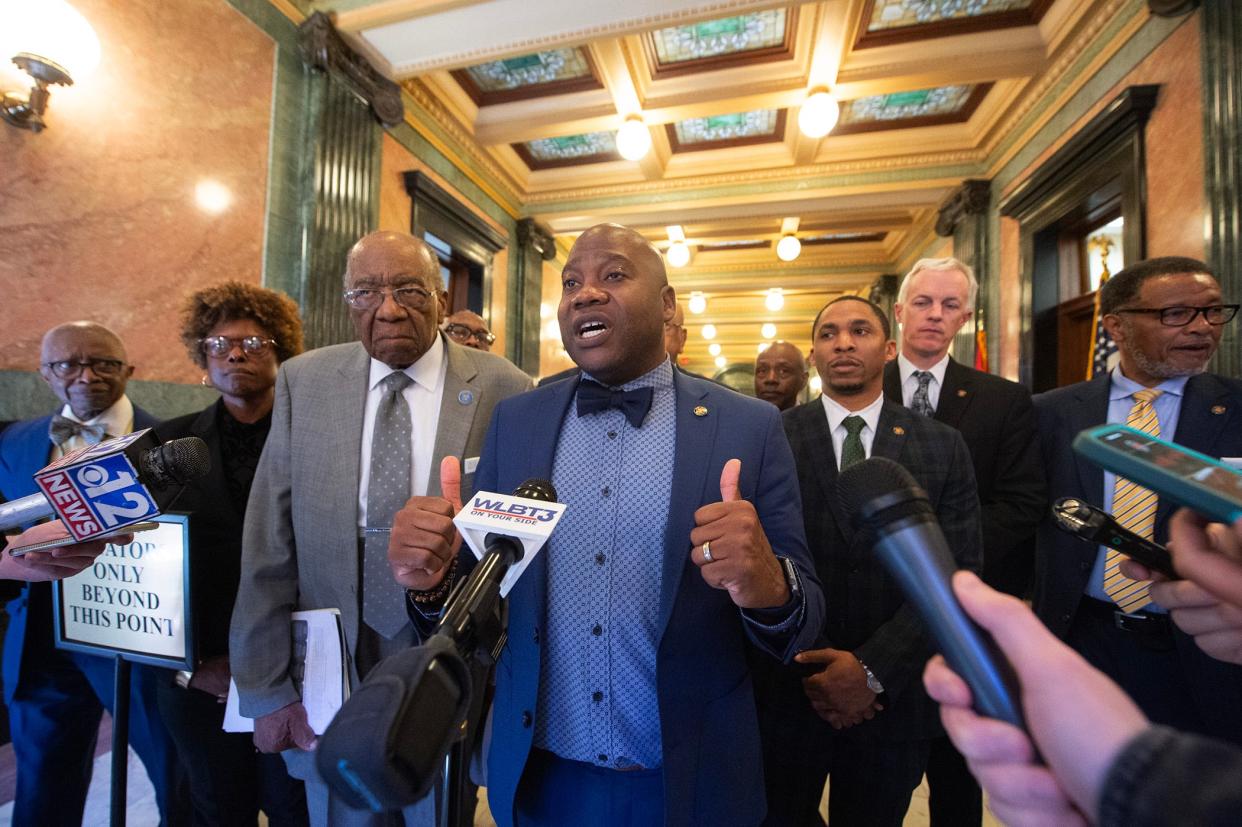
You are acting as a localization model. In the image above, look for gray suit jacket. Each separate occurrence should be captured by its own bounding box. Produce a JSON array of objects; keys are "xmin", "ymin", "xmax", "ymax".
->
[{"xmin": 230, "ymin": 336, "xmax": 532, "ymax": 718}]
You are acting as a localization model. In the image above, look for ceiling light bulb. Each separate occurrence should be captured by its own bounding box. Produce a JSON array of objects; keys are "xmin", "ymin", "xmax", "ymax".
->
[
  {"xmin": 761, "ymin": 323, "xmax": 777, "ymax": 339},
  {"xmin": 701, "ymin": 324, "xmax": 717, "ymax": 340},
  {"xmin": 688, "ymin": 292, "xmax": 707, "ymax": 314},
  {"xmin": 3, "ymin": 0, "xmax": 102, "ymax": 81},
  {"xmin": 708, "ymin": 342, "xmax": 721, "ymax": 357},
  {"xmin": 776, "ymin": 235, "xmax": 801, "ymax": 262},
  {"xmin": 666, "ymin": 240, "xmax": 690, "ymax": 268},
  {"xmin": 798, "ymin": 90, "xmax": 840, "ymax": 139},
  {"xmin": 765, "ymin": 287, "xmax": 786, "ymax": 311},
  {"xmin": 195, "ymin": 179, "xmax": 232, "ymax": 214},
  {"xmin": 616, "ymin": 116, "xmax": 652, "ymax": 161},
  {"xmin": 714, "ymin": 355, "xmax": 727, "ymax": 369}
]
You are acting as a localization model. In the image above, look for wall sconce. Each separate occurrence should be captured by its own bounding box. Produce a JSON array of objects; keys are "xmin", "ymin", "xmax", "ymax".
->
[{"xmin": 1, "ymin": 0, "xmax": 101, "ymax": 133}]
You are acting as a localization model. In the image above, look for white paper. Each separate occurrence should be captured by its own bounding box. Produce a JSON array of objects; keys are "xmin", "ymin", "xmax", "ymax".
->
[{"xmin": 223, "ymin": 608, "xmax": 347, "ymax": 735}]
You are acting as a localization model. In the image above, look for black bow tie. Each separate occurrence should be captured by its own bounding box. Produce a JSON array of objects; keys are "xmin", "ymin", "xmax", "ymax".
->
[
  {"xmin": 576, "ymin": 380, "xmax": 654, "ymax": 428},
  {"xmin": 49, "ymin": 414, "xmax": 107, "ymax": 447}
]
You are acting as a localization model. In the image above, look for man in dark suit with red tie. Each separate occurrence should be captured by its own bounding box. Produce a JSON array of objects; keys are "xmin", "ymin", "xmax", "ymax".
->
[
  {"xmin": 1033, "ymin": 256, "xmax": 1242, "ymax": 747},
  {"xmin": 757, "ymin": 296, "xmax": 982, "ymax": 826},
  {"xmin": 882, "ymin": 257, "xmax": 1045, "ymax": 825}
]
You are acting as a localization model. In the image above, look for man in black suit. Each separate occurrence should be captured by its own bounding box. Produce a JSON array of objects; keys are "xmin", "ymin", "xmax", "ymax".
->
[
  {"xmin": 756, "ymin": 296, "xmax": 982, "ymax": 826},
  {"xmin": 883, "ymin": 257, "xmax": 1045, "ymax": 825},
  {"xmin": 1034, "ymin": 256, "xmax": 1242, "ymax": 747}
]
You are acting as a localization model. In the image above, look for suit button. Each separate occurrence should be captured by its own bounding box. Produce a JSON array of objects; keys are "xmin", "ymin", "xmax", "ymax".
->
[
  {"xmin": 522, "ymin": 711, "xmax": 532, "ymax": 728},
  {"xmin": 1061, "ymin": 613, "xmax": 1071, "ymax": 623}
]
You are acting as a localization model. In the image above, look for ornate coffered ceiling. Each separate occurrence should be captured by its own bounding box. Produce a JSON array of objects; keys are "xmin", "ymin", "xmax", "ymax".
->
[{"xmin": 286, "ymin": 0, "xmax": 1133, "ymax": 375}]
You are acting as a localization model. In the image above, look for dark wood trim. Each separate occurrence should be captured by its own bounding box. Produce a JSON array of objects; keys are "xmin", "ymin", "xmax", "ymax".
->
[
  {"xmin": 298, "ymin": 11, "xmax": 403, "ymax": 127},
  {"xmin": 512, "ymin": 140, "xmax": 621, "ymax": 170},
  {"xmin": 854, "ymin": 0, "xmax": 1052, "ymax": 50},
  {"xmin": 403, "ymin": 171, "xmax": 507, "ymax": 261},
  {"xmin": 665, "ymin": 109, "xmax": 787, "ymax": 153},
  {"xmin": 833, "ymin": 83, "xmax": 992, "ymax": 136},
  {"xmin": 642, "ymin": 9, "xmax": 797, "ymax": 80},
  {"xmin": 695, "ymin": 240, "xmax": 770, "ymax": 252},
  {"xmin": 450, "ymin": 49, "xmax": 604, "ymax": 107}
]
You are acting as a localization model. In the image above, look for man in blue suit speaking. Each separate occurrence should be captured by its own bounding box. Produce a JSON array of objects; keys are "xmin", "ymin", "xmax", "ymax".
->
[{"xmin": 388, "ymin": 223, "xmax": 825, "ymax": 826}]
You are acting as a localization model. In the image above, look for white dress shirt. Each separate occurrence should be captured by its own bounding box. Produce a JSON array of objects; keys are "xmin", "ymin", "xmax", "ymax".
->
[
  {"xmin": 897, "ymin": 352, "xmax": 949, "ymax": 413},
  {"xmin": 51, "ymin": 395, "xmax": 136, "ymax": 459},
  {"xmin": 819, "ymin": 392, "xmax": 885, "ymax": 470},
  {"xmin": 357, "ymin": 335, "xmax": 447, "ymax": 529}
]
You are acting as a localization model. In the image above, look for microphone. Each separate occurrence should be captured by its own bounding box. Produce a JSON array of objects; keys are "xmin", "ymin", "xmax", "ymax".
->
[
  {"xmin": 0, "ymin": 431, "xmax": 211, "ymax": 536},
  {"xmin": 838, "ymin": 457, "xmax": 1025, "ymax": 730},
  {"xmin": 1051, "ymin": 497, "xmax": 1176, "ymax": 579},
  {"xmin": 435, "ymin": 477, "xmax": 558, "ymax": 654},
  {"xmin": 317, "ymin": 478, "xmax": 559, "ymax": 812}
]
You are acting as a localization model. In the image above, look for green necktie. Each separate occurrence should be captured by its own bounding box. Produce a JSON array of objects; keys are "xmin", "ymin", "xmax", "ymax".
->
[{"xmin": 840, "ymin": 415, "xmax": 867, "ymax": 470}]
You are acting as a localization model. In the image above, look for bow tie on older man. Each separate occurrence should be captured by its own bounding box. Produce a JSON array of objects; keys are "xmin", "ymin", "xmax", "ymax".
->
[
  {"xmin": 48, "ymin": 414, "xmax": 108, "ymax": 447},
  {"xmin": 575, "ymin": 379, "xmax": 654, "ymax": 429}
]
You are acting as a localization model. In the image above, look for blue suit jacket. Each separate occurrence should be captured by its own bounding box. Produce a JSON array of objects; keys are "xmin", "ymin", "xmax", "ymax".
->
[
  {"xmin": 466, "ymin": 370, "xmax": 824, "ymax": 827},
  {"xmin": 0, "ymin": 405, "xmax": 159, "ymax": 702}
]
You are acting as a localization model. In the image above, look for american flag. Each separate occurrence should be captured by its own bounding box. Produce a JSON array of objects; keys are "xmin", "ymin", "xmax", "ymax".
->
[{"xmin": 1087, "ymin": 273, "xmax": 1118, "ymax": 378}]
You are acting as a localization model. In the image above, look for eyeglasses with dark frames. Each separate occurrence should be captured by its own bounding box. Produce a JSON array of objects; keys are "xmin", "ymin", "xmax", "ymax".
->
[
  {"xmin": 1113, "ymin": 304, "xmax": 1239, "ymax": 327},
  {"xmin": 444, "ymin": 322, "xmax": 496, "ymax": 346},
  {"xmin": 342, "ymin": 285, "xmax": 434, "ymax": 311},
  {"xmin": 42, "ymin": 358, "xmax": 127, "ymax": 379},
  {"xmin": 200, "ymin": 336, "xmax": 278, "ymax": 358}
]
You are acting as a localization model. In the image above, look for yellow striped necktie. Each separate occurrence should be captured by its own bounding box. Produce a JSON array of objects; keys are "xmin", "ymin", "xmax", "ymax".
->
[{"xmin": 1104, "ymin": 388, "xmax": 1163, "ymax": 612}]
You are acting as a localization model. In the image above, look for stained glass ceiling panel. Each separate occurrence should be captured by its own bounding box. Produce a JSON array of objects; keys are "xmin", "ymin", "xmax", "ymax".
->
[
  {"xmin": 523, "ymin": 131, "xmax": 617, "ymax": 162},
  {"xmin": 840, "ymin": 85, "xmax": 975, "ymax": 125},
  {"xmin": 651, "ymin": 11, "xmax": 787, "ymax": 64},
  {"xmin": 673, "ymin": 110, "xmax": 779, "ymax": 145},
  {"xmin": 867, "ymin": 0, "xmax": 1035, "ymax": 31},
  {"xmin": 463, "ymin": 48, "xmax": 592, "ymax": 92}
]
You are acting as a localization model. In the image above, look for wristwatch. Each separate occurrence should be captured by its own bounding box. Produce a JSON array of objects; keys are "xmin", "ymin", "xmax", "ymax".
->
[
  {"xmin": 776, "ymin": 556, "xmax": 802, "ymax": 603},
  {"xmin": 174, "ymin": 669, "xmax": 194, "ymax": 690},
  {"xmin": 855, "ymin": 657, "xmax": 884, "ymax": 694}
]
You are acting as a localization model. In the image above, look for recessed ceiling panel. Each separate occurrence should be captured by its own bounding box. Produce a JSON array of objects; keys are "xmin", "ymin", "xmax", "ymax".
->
[
  {"xmin": 646, "ymin": 10, "xmax": 792, "ymax": 75},
  {"xmin": 452, "ymin": 47, "xmax": 601, "ymax": 105},
  {"xmin": 833, "ymin": 84, "xmax": 990, "ymax": 134},
  {"xmin": 669, "ymin": 109, "xmax": 785, "ymax": 152},
  {"xmin": 515, "ymin": 131, "xmax": 620, "ymax": 170},
  {"xmin": 867, "ymin": 0, "xmax": 1035, "ymax": 31},
  {"xmin": 802, "ymin": 231, "xmax": 887, "ymax": 245}
]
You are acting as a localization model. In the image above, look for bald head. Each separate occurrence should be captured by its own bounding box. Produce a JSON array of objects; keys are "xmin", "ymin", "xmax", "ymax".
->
[
  {"xmin": 40, "ymin": 321, "xmax": 134, "ymax": 420},
  {"xmin": 559, "ymin": 222, "xmax": 676, "ymax": 386},
  {"xmin": 754, "ymin": 340, "xmax": 808, "ymax": 411},
  {"xmin": 344, "ymin": 231, "xmax": 439, "ymax": 286}
]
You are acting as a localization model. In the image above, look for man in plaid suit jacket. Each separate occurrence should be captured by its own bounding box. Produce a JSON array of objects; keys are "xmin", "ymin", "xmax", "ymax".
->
[{"xmin": 754, "ymin": 296, "xmax": 983, "ymax": 827}]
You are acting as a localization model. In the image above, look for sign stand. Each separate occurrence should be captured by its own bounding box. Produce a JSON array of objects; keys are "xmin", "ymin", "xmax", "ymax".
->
[{"xmin": 51, "ymin": 514, "xmax": 193, "ymax": 827}]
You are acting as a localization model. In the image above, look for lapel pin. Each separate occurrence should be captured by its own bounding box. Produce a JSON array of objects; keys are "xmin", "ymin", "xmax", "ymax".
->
[
  {"xmin": 1212, "ymin": 404, "xmax": 1226, "ymax": 415},
  {"xmin": 892, "ymin": 426, "xmax": 905, "ymax": 435},
  {"xmin": 458, "ymin": 390, "xmax": 474, "ymax": 405},
  {"xmin": 957, "ymin": 389, "xmax": 967, "ymax": 397},
  {"xmin": 693, "ymin": 405, "xmax": 708, "ymax": 417}
]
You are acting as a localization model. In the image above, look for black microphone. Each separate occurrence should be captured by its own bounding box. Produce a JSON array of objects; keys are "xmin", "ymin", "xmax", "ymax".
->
[
  {"xmin": 317, "ymin": 478, "xmax": 559, "ymax": 812},
  {"xmin": 1051, "ymin": 497, "xmax": 1176, "ymax": 578},
  {"xmin": 838, "ymin": 457, "xmax": 1025, "ymax": 730},
  {"xmin": 0, "ymin": 433, "xmax": 211, "ymax": 533}
]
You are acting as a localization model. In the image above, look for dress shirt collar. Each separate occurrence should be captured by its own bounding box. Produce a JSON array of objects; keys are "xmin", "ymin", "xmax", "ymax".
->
[
  {"xmin": 1108, "ymin": 368, "xmax": 1188, "ymax": 402},
  {"xmin": 581, "ymin": 356, "xmax": 674, "ymax": 392},
  {"xmin": 367, "ymin": 333, "xmax": 446, "ymax": 393},
  {"xmin": 819, "ymin": 390, "xmax": 884, "ymax": 435},
  {"xmin": 897, "ymin": 352, "xmax": 949, "ymax": 387},
  {"xmin": 58, "ymin": 395, "xmax": 134, "ymax": 438}
]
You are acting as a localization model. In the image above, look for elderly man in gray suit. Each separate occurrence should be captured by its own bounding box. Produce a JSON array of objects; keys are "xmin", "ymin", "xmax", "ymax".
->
[{"xmin": 230, "ymin": 231, "xmax": 533, "ymax": 826}]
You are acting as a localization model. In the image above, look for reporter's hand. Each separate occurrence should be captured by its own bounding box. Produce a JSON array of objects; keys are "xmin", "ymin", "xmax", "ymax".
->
[
  {"xmin": 1150, "ymin": 578, "xmax": 1242, "ymax": 665},
  {"xmin": 922, "ymin": 571, "xmax": 1148, "ymax": 823},
  {"xmin": 690, "ymin": 459, "xmax": 788, "ymax": 609},
  {"xmin": 388, "ymin": 456, "xmax": 463, "ymax": 591},
  {"xmin": 0, "ymin": 521, "xmax": 128, "ymax": 582},
  {"xmin": 1166, "ymin": 508, "xmax": 1242, "ymax": 607},
  {"xmin": 253, "ymin": 701, "xmax": 317, "ymax": 753}
]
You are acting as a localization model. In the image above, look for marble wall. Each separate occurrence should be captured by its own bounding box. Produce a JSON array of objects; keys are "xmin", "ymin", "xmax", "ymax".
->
[{"xmin": 0, "ymin": 0, "xmax": 275, "ymax": 387}]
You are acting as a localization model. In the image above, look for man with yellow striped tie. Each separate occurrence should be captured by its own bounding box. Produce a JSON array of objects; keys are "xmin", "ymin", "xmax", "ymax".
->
[{"xmin": 1032, "ymin": 256, "xmax": 1242, "ymax": 747}]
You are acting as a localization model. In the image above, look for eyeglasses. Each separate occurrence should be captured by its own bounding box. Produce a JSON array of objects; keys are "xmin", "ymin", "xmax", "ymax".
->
[
  {"xmin": 42, "ymin": 358, "xmax": 127, "ymax": 379},
  {"xmin": 1113, "ymin": 304, "xmax": 1239, "ymax": 327},
  {"xmin": 443, "ymin": 322, "xmax": 496, "ymax": 346},
  {"xmin": 342, "ymin": 285, "xmax": 434, "ymax": 311},
  {"xmin": 200, "ymin": 336, "xmax": 278, "ymax": 358}
]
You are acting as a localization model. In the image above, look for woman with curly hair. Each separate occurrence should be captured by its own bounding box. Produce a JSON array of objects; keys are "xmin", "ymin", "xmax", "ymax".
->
[{"xmin": 154, "ymin": 280, "xmax": 309, "ymax": 825}]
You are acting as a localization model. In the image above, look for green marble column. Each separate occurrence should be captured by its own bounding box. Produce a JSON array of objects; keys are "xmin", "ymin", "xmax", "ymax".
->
[
  {"xmin": 1201, "ymin": 2, "xmax": 1241, "ymax": 377},
  {"xmin": 510, "ymin": 219, "xmax": 555, "ymax": 373},
  {"xmin": 936, "ymin": 179, "xmax": 991, "ymax": 368}
]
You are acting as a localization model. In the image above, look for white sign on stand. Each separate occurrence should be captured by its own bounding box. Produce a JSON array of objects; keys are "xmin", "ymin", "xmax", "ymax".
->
[{"xmin": 53, "ymin": 513, "xmax": 193, "ymax": 670}]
